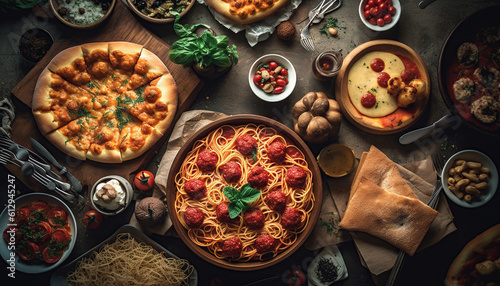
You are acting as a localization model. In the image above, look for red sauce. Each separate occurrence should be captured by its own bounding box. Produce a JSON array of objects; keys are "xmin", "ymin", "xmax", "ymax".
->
[
  {"xmin": 445, "ymin": 41, "xmax": 499, "ymax": 131},
  {"xmin": 286, "ymin": 146, "xmax": 304, "ymax": 159}
]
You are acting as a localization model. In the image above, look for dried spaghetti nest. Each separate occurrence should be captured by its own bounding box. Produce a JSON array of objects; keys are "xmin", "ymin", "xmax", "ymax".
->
[{"xmin": 66, "ymin": 233, "xmax": 194, "ymax": 286}]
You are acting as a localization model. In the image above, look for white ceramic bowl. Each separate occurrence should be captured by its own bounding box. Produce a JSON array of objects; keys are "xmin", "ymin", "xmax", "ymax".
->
[
  {"xmin": 359, "ymin": 0, "xmax": 401, "ymax": 32},
  {"xmin": 441, "ymin": 150, "xmax": 498, "ymax": 208},
  {"xmin": 248, "ymin": 54, "xmax": 296, "ymax": 102},
  {"xmin": 91, "ymin": 175, "xmax": 134, "ymax": 216},
  {"xmin": 0, "ymin": 193, "xmax": 77, "ymax": 273}
]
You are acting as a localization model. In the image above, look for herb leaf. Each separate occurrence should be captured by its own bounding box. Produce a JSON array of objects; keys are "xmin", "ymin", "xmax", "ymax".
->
[{"xmin": 223, "ymin": 184, "xmax": 260, "ymax": 219}]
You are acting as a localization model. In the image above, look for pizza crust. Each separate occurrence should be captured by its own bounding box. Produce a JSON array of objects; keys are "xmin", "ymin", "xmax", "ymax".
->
[
  {"xmin": 149, "ymin": 73, "xmax": 178, "ymax": 135},
  {"xmin": 445, "ymin": 224, "xmax": 500, "ymax": 285},
  {"xmin": 44, "ymin": 128, "xmax": 87, "ymax": 161},
  {"xmin": 339, "ymin": 177, "xmax": 438, "ymax": 256},
  {"xmin": 47, "ymin": 46, "xmax": 85, "ymax": 74},
  {"xmin": 120, "ymin": 128, "xmax": 163, "ymax": 161},
  {"xmin": 206, "ymin": 0, "xmax": 291, "ymax": 25}
]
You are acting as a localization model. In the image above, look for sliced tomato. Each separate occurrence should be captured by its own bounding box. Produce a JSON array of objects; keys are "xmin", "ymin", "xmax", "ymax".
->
[
  {"xmin": 17, "ymin": 242, "xmax": 39, "ymax": 261},
  {"xmin": 42, "ymin": 246, "xmax": 63, "ymax": 264},
  {"xmin": 51, "ymin": 228, "xmax": 71, "ymax": 244},
  {"xmin": 29, "ymin": 221, "xmax": 52, "ymax": 243},
  {"xmin": 29, "ymin": 201, "xmax": 50, "ymax": 219},
  {"xmin": 47, "ymin": 207, "xmax": 67, "ymax": 227},
  {"xmin": 15, "ymin": 208, "xmax": 31, "ymax": 225},
  {"xmin": 3, "ymin": 227, "xmax": 21, "ymax": 243}
]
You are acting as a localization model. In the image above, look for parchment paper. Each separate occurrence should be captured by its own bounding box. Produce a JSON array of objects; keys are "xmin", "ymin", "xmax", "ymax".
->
[{"xmin": 197, "ymin": 0, "xmax": 302, "ymax": 47}]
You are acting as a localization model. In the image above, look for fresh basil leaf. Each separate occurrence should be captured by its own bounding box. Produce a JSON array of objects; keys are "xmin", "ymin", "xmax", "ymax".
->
[
  {"xmin": 211, "ymin": 50, "xmax": 231, "ymax": 67},
  {"xmin": 223, "ymin": 186, "xmax": 240, "ymax": 202},
  {"xmin": 228, "ymin": 201, "xmax": 243, "ymax": 219},
  {"xmin": 169, "ymin": 49, "xmax": 196, "ymax": 67},
  {"xmin": 239, "ymin": 184, "xmax": 260, "ymax": 204},
  {"xmin": 215, "ymin": 35, "xmax": 228, "ymax": 49},
  {"xmin": 227, "ymin": 45, "xmax": 239, "ymax": 65}
]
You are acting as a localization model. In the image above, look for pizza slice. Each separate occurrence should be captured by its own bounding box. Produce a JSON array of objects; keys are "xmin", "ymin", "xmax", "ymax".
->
[
  {"xmin": 117, "ymin": 74, "xmax": 178, "ymax": 135},
  {"xmin": 205, "ymin": 0, "xmax": 291, "ymax": 25},
  {"xmin": 119, "ymin": 117, "xmax": 163, "ymax": 161},
  {"xmin": 32, "ymin": 67, "xmax": 96, "ymax": 134},
  {"xmin": 108, "ymin": 42, "xmax": 143, "ymax": 74},
  {"xmin": 86, "ymin": 107, "xmax": 123, "ymax": 163},
  {"xmin": 47, "ymin": 46, "xmax": 91, "ymax": 87},
  {"xmin": 81, "ymin": 42, "xmax": 113, "ymax": 81},
  {"xmin": 44, "ymin": 114, "xmax": 101, "ymax": 161},
  {"xmin": 124, "ymin": 48, "xmax": 169, "ymax": 90}
]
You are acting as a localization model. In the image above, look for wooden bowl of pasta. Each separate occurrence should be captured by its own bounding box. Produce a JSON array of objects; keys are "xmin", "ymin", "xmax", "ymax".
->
[{"xmin": 166, "ymin": 114, "xmax": 323, "ymax": 270}]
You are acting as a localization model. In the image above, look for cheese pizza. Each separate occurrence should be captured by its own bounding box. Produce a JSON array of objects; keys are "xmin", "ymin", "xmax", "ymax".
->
[
  {"xmin": 32, "ymin": 42, "xmax": 178, "ymax": 163},
  {"xmin": 205, "ymin": 0, "xmax": 291, "ymax": 25}
]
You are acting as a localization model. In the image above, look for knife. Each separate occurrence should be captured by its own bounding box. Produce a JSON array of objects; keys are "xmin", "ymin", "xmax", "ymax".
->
[
  {"xmin": 30, "ymin": 138, "xmax": 83, "ymax": 193},
  {"xmin": 399, "ymin": 114, "xmax": 456, "ymax": 145}
]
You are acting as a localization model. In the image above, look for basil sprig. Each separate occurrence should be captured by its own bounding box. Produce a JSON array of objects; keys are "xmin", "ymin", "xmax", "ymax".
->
[
  {"xmin": 223, "ymin": 184, "xmax": 260, "ymax": 219},
  {"xmin": 168, "ymin": 12, "xmax": 239, "ymax": 69}
]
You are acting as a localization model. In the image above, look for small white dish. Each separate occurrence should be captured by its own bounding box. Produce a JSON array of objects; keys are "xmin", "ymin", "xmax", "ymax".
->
[
  {"xmin": 307, "ymin": 245, "xmax": 348, "ymax": 285},
  {"xmin": 441, "ymin": 150, "xmax": 498, "ymax": 208},
  {"xmin": 0, "ymin": 193, "xmax": 77, "ymax": 273},
  {"xmin": 359, "ymin": 0, "xmax": 401, "ymax": 32},
  {"xmin": 91, "ymin": 175, "xmax": 133, "ymax": 215},
  {"xmin": 248, "ymin": 54, "xmax": 296, "ymax": 102}
]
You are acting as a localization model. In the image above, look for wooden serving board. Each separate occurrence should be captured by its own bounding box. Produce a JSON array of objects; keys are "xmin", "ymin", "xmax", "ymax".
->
[{"xmin": 9, "ymin": 1, "xmax": 203, "ymax": 190}]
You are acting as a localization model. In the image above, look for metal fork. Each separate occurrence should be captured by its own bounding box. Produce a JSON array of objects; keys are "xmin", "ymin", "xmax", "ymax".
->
[
  {"xmin": 386, "ymin": 153, "xmax": 445, "ymax": 286},
  {"xmin": 300, "ymin": 0, "xmax": 337, "ymax": 51}
]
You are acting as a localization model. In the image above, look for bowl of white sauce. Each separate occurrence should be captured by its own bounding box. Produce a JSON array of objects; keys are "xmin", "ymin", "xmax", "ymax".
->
[{"xmin": 91, "ymin": 175, "xmax": 133, "ymax": 215}]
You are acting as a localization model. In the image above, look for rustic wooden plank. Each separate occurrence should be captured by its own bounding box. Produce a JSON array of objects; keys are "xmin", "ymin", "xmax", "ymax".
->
[{"xmin": 8, "ymin": 1, "xmax": 203, "ymax": 189}]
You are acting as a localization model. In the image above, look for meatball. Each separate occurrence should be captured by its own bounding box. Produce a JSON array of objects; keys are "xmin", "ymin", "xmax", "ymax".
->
[
  {"xmin": 285, "ymin": 166, "xmax": 307, "ymax": 188},
  {"xmin": 276, "ymin": 21, "xmax": 296, "ymax": 41},
  {"xmin": 281, "ymin": 207, "xmax": 302, "ymax": 229},
  {"xmin": 220, "ymin": 161, "xmax": 242, "ymax": 183},
  {"xmin": 471, "ymin": 96, "xmax": 500, "ymax": 124},
  {"xmin": 197, "ymin": 150, "xmax": 218, "ymax": 172},
  {"xmin": 222, "ymin": 236, "xmax": 243, "ymax": 258},
  {"xmin": 235, "ymin": 135, "xmax": 257, "ymax": 156},
  {"xmin": 255, "ymin": 234, "xmax": 276, "ymax": 253},
  {"xmin": 267, "ymin": 141, "xmax": 286, "ymax": 164},
  {"xmin": 183, "ymin": 179, "xmax": 207, "ymax": 200},
  {"xmin": 264, "ymin": 190, "xmax": 287, "ymax": 213},
  {"xmin": 184, "ymin": 207, "xmax": 204, "ymax": 228},
  {"xmin": 216, "ymin": 202, "xmax": 233, "ymax": 223},
  {"xmin": 243, "ymin": 208, "xmax": 265, "ymax": 230},
  {"xmin": 248, "ymin": 166, "xmax": 270, "ymax": 188}
]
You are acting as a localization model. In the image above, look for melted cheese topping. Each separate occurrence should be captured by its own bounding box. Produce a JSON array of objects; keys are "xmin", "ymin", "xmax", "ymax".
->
[
  {"xmin": 347, "ymin": 51, "xmax": 405, "ymax": 117},
  {"xmin": 225, "ymin": 0, "xmax": 276, "ymax": 16}
]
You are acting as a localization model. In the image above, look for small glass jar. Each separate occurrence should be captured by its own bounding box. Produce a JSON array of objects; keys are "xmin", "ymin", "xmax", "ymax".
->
[{"xmin": 312, "ymin": 50, "xmax": 343, "ymax": 80}]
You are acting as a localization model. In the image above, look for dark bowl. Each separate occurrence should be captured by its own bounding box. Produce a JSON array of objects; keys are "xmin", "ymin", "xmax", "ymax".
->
[
  {"xmin": 19, "ymin": 28, "xmax": 54, "ymax": 63},
  {"xmin": 438, "ymin": 5, "xmax": 500, "ymax": 137}
]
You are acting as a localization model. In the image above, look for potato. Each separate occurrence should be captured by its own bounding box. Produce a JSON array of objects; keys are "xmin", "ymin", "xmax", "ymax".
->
[
  {"xmin": 467, "ymin": 162, "xmax": 482, "ymax": 169},
  {"xmin": 397, "ymin": 86, "xmax": 417, "ymax": 108},
  {"xmin": 478, "ymin": 173, "xmax": 489, "ymax": 182},
  {"xmin": 409, "ymin": 78, "xmax": 426, "ymax": 97}
]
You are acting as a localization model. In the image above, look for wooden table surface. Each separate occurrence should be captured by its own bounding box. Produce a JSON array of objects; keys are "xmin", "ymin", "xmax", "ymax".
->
[{"xmin": 1, "ymin": 0, "xmax": 499, "ymax": 285}]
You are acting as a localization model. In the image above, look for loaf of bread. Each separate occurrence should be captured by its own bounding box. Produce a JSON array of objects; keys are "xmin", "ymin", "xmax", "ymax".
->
[{"xmin": 339, "ymin": 177, "xmax": 438, "ymax": 256}]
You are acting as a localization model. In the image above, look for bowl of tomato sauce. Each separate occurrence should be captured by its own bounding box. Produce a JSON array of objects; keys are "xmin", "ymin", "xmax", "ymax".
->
[
  {"xmin": 0, "ymin": 193, "xmax": 77, "ymax": 273},
  {"xmin": 249, "ymin": 54, "xmax": 296, "ymax": 102}
]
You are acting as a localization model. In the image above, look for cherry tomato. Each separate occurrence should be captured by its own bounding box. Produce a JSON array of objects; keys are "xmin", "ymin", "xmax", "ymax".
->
[
  {"xmin": 367, "ymin": 0, "xmax": 375, "ymax": 7},
  {"xmin": 134, "ymin": 170, "xmax": 155, "ymax": 191},
  {"xmin": 370, "ymin": 6, "xmax": 379, "ymax": 16},
  {"xmin": 286, "ymin": 269, "xmax": 306, "ymax": 286},
  {"xmin": 15, "ymin": 208, "xmax": 31, "ymax": 225},
  {"xmin": 29, "ymin": 201, "xmax": 50, "ymax": 219},
  {"xmin": 364, "ymin": 10, "xmax": 371, "ymax": 19},
  {"xmin": 51, "ymin": 228, "xmax": 71, "ymax": 243},
  {"xmin": 280, "ymin": 68, "xmax": 288, "ymax": 76},
  {"xmin": 377, "ymin": 72, "xmax": 391, "ymax": 88},
  {"xmin": 18, "ymin": 241, "xmax": 39, "ymax": 261},
  {"xmin": 29, "ymin": 221, "xmax": 52, "ymax": 243},
  {"xmin": 369, "ymin": 18, "xmax": 377, "ymax": 25},
  {"xmin": 47, "ymin": 207, "xmax": 67, "ymax": 227},
  {"xmin": 370, "ymin": 58, "xmax": 385, "ymax": 72},
  {"xmin": 364, "ymin": 4, "xmax": 371, "ymax": 11},
  {"xmin": 273, "ymin": 86, "xmax": 285, "ymax": 94},
  {"xmin": 253, "ymin": 74, "xmax": 263, "ymax": 85},
  {"xmin": 379, "ymin": 2, "xmax": 387, "ymax": 11},
  {"xmin": 376, "ymin": 0, "xmax": 384, "ymax": 4},
  {"xmin": 386, "ymin": 0, "xmax": 393, "ymax": 5},
  {"xmin": 361, "ymin": 93, "xmax": 377, "ymax": 108},
  {"xmin": 269, "ymin": 61, "xmax": 278, "ymax": 70},
  {"xmin": 3, "ymin": 227, "xmax": 21, "ymax": 243},
  {"xmin": 83, "ymin": 210, "xmax": 103, "ymax": 229},
  {"xmin": 276, "ymin": 79, "xmax": 286, "ymax": 86},
  {"xmin": 384, "ymin": 14, "xmax": 392, "ymax": 23},
  {"xmin": 42, "ymin": 246, "xmax": 63, "ymax": 264},
  {"xmin": 388, "ymin": 6, "xmax": 396, "ymax": 15},
  {"xmin": 377, "ymin": 18, "xmax": 385, "ymax": 26}
]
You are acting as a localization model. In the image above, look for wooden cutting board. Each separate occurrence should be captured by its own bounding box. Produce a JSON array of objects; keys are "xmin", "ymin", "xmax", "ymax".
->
[{"xmin": 9, "ymin": 1, "xmax": 203, "ymax": 190}]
